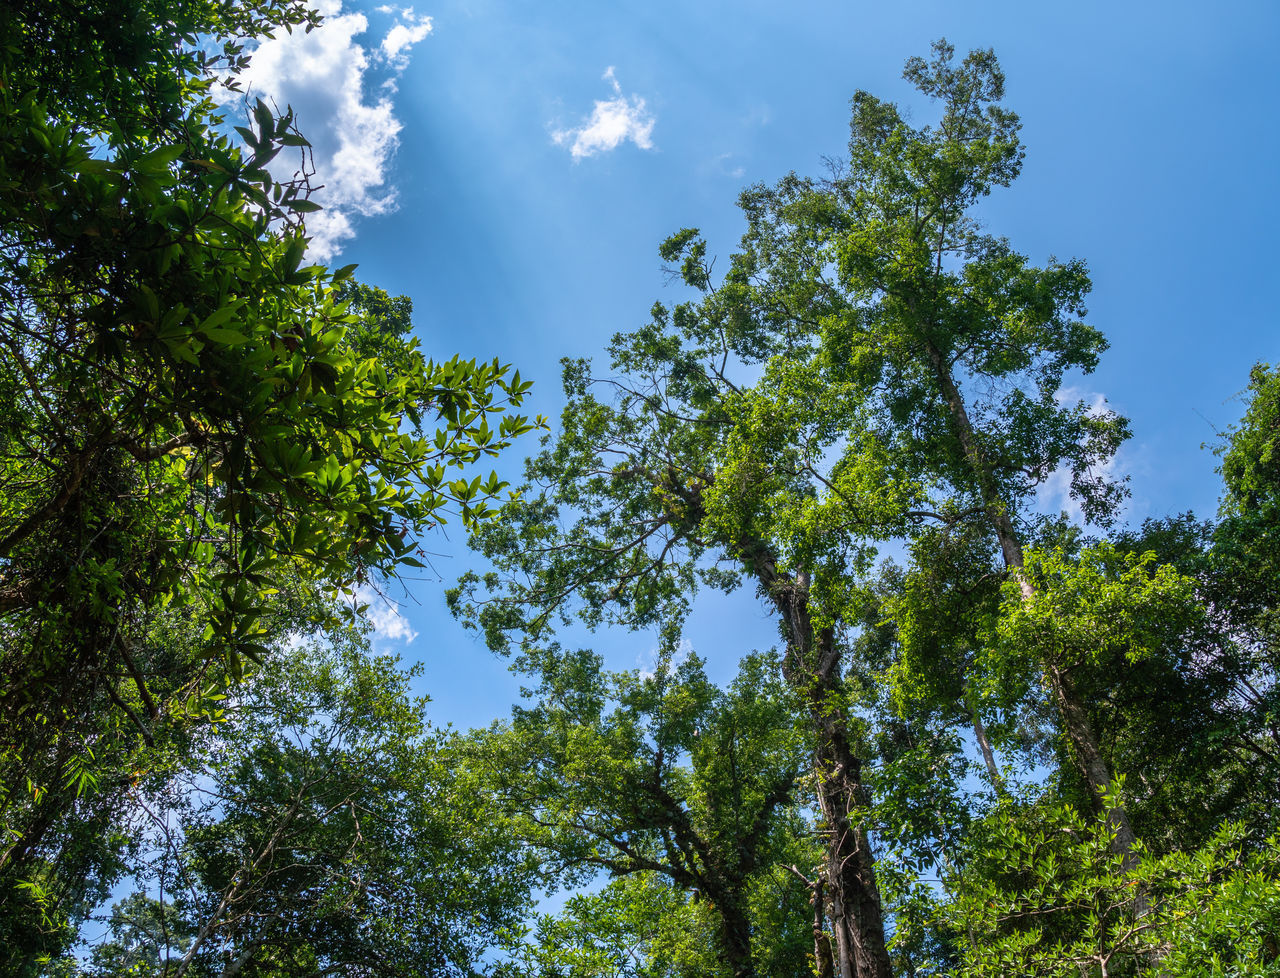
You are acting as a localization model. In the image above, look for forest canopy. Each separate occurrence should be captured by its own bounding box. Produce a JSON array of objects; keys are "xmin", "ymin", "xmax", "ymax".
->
[{"xmin": 0, "ymin": 3, "xmax": 1276, "ymax": 977}]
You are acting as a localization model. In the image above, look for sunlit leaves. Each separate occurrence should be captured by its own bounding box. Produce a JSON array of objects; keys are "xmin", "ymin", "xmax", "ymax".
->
[{"xmin": 0, "ymin": 1, "xmax": 538, "ymax": 957}]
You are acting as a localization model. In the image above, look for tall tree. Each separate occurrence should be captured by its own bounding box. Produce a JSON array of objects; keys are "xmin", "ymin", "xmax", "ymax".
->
[
  {"xmin": 452, "ymin": 334, "xmax": 902, "ymax": 977},
  {"xmin": 708, "ymin": 38, "xmax": 1135, "ymax": 858},
  {"xmin": 455, "ymin": 40, "xmax": 1155, "ymax": 976}
]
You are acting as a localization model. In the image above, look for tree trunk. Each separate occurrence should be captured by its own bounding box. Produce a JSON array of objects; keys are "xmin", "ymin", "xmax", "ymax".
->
[
  {"xmin": 218, "ymin": 941, "xmax": 256, "ymax": 978},
  {"xmin": 174, "ymin": 790, "xmax": 306, "ymax": 978},
  {"xmin": 741, "ymin": 539, "xmax": 893, "ymax": 978},
  {"xmin": 970, "ymin": 702, "xmax": 1003, "ymax": 791},
  {"xmin": 656, "ymin": 475, "xmax": 893, "ymax": 978},
  {"xmin": 1050, "ymin": 664, "xmax": 1141, "ymax": 870},
  {"xmin": 812, "ymin": 692, "xmax": 892, "ymax": 978},
  {"xmin": 715, "ymin": 892, "xmax": 758, "ymax": 978}
]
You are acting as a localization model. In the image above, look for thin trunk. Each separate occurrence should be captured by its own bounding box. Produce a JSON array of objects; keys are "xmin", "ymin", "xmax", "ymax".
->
[
  {"xmin": 923, "ymin": 340, "xmax": 1139, "ymax": 868},
  {"xmin": 813, "ymin": 878, "xmax": 836, "ymax": 978},
  {"xmin": 218, "ymin": 941, "xmax": 256, "ymax": 978},
  {"xmin": 1050, "ymin": 664, "xmax": 1140, "ymax": 871},
  {"xmin": 970, "ymin": 704, "xmax": 1002, "ymax": 790},
  {"xmin": 173, "ymin": 790, "xmax": 306, "ymax": 978}
]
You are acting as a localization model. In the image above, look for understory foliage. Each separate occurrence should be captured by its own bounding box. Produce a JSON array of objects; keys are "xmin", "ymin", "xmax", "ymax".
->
[
  {"xmin": 85, "ymin": 637, "xmax": 537, "ymax": 978},
  {"xmin": 472, "ymin": 650, "xmax": 816, "ymax": 978},
  {"xmin": 1, "ymin": 3, "xmax": 1276, "ymax": 976},
  {"xmin": 947, "ymin": 791, "xmax": 1280, "ymax": 978}
]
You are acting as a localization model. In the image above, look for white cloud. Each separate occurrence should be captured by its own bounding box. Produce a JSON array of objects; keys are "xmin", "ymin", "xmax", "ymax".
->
[
  {"xmin": 553, "ymin": 67, "xmax": 656, "ymax": 161},
  {"xmin": 227, "ymin": 1, "xmax": 433, "ymax": 259},
  {"xmin": 1037, "ymin": 465, "xmax": 1087, "ymax": 523},
  {"xmin": 381, "ymin": 10, "xmax": 432, "ymax": 66},
  {"xmin": 354, "ymin": 585, "xmax": 419, "ymax": 647}
]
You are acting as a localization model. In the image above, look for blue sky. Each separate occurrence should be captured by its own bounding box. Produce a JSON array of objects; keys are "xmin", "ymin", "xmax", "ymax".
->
[{"xmin": 236, "ymin": 0, "xmax": 1280, "ymax": 730}]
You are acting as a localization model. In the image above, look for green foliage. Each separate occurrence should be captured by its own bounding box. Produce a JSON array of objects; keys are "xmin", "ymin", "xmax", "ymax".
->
[
  {"xmin": 979, "ymin": 541, "xmax": 1203, "ymax": 766},
  {"xmin": 0, "ymin": 0, "xmax": 538, "ymax": 959},
  {"xmin": 1160, "ymin": 837, "xmax": 1280, "ymax": 978},
  {"xmin": 82, "ymin": 638, "xmax": 536, "ymax": 978},
  {"xmin": 1215, "ymin": 365, "xmax": 1280, "ymax": 653},
  {"xmin": 1220, "ymin": 364, "xmax": 1280, "ymax": 515},
  {"xmin": 995, "ymin": 543, "xmax": 1200, "ymax": 673},
  {"xmin": 470, "ymin": 652, "xmax": 814, "ymax": 977},
  {"xmin": 462, "ymin": 39, "xmax": 1278, "ymax": 978},
  {"xmin": 4, "ymin": 13, "xmax": 1266, "ymax": 975},
  {"xmin": 0, "ymin": 82, "xmax": 534, "ymax": 696},
  {"xmin": 502, "ymin": 875, "xmax": 723, "ymax": 978},
  {"xmin": 87, "ymin": 894, "xmax": 194, "ymax": 978},
  {"xmin": 946, "ymin": 790, "xmax": 1280, "ymax": 977},
  {"xmin": 450, "ymin": 41, "xmax": 1156, "ymax": 978}
]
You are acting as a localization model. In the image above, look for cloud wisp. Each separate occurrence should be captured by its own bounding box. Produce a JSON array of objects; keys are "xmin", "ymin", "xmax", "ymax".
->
[
  {"xmin": 226, "ymin": 1, "xmax": 433, "ymax": 259},
  {"xmin": 380, "ymin": 9, "xmax": 432, "ymax": 66},
  {"xmin": 354, "ymin": 585, "xmax": 419, "ymax": 649},
  {"xmin": 553, "ymin": 67, "xmax": 656, "ymax": 161}
]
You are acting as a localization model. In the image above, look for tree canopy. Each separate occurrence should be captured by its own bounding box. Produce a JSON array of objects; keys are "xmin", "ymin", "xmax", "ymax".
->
[{"xmin": 1, "ymin": 7, "xmax": 1276, "ymax": 977}]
